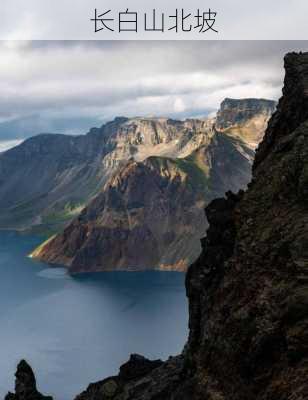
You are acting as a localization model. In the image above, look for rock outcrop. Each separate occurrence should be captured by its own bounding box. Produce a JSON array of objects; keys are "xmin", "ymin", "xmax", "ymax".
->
[
  {"xmin": 216, "ymin": 98, "xmax": 276, "ymax": 149},
  {"xmin": 5, "ymin": 360, "xmax": 52, "ymax": 400},
  {"xmin": 6, "ymin": 52, "xmax": 308, "ymax": 400},
  {"xmin": 179, "ymin": 52, "xmax": 308, "ymax": 400}
]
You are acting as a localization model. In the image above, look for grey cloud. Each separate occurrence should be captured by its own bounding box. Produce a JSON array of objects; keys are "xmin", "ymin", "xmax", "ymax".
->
[{"xmin": 0, "ymin": 40, "xmax": 307, "ymax": 143}]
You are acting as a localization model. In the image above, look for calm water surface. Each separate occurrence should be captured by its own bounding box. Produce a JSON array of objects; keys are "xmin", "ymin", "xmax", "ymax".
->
[{"xmin": 0, "ymin": 231, "xmax": 188, "ymax": 400}]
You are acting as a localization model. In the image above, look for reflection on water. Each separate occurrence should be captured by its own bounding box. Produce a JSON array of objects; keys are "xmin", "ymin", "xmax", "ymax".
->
[
  {"xmin": 37, "ymin": 268, "xmax": 69, "ymax": 279},
  {"xmin": 0, "ymin": 231, "xmax": 188, "ymax": 400}
]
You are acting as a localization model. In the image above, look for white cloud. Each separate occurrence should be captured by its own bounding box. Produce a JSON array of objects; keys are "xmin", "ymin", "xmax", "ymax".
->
[
  {"xmin": 0, "ymin": 139, "xmax": 23, "ymax": 152},
  {"xmin": 173, "ymin": 98, "xmax": 186, "ymax": 113}
]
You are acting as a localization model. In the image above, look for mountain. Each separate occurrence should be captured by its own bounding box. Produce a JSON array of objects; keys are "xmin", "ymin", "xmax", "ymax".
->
[
  {"xmin": 32, "ymin": 133, "xmax": 254, "ymax": 272},
  {"xmin": 216, "ymin": 98, "xmax": 275, "ymax": 148},
  {"xmin": 0, "ymin": 100, "xmax": 275, "ymax": 234},
  {"xmin": 0, "ymin": 116, "xmax": 212, "ymax": 232},
  {"xmin": 0, "ymin": 132, "xmax": 104, "ymax": 231},
  {"xmin": 30, "ymin": 99, "xmax": 275, "ymax": 272},
  {"xmin": 6, "ymin": 51, "xmax": 307, "ymax": 400}
]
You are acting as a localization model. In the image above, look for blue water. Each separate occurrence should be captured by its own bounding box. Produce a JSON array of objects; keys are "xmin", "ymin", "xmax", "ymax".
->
[{"xmin": 0, "ymin": 231, "xmax": 188, "ymax": 400}]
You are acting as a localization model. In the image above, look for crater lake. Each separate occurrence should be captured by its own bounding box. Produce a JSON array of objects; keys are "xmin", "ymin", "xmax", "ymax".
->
[{"xmin": 0, "ymin": 231, "xmax": 188, "ymax": 400}]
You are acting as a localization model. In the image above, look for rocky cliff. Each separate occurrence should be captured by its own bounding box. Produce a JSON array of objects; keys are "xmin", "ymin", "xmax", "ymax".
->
[
  {"xmin": 5, "ymin": 360, "xmax": 52, "ymax": 400},
  {"xmin": 31, "ymin": 98, "xmax": 276, "ymax": 272},
  {"xmin": 216, "ymin": 98, "xmax": 275, "ymax": 149},
  {"xmin": 32, "ymin": 132, "xmax": 254, "ymax": 272},
  {"xmin": 0, "ymin": 99, "xmax": 275, "ymax": 233},
  {"xmin": 10, "ymin": 52, "xmax": 307, "ymax": 399},
  {"xmin": 0, "ymin": 116, "xmax": 213, "ymax": 232}
]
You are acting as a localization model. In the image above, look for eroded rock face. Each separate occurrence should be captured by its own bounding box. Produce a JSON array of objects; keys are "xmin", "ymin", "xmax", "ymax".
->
[
  {"xmin": 75, "ymin": 354, "xmax": 165, "ymax": 400},
  {"xmin": 32, "ymin": 132, "xmax": 254, "ymax": 272},
  {"xmin": 216, "ymin": 98, "xmax": 276, "ymax": 149},
  {"xmin": 216, "ymin": 98, "xmax": 275, "ymax": 130},
  {"xmin": 30, "ymin": 99, "xmax": 274, "ymax": 272},
  {"xmin": 180, "ymin": 52, "xmax": 308, "ymax": 400}
]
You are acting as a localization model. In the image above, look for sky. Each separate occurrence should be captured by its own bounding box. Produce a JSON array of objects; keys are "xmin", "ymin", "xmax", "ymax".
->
[{"xmin": 0, "ymin": 40, "xmax": 307, "ymax": 151}]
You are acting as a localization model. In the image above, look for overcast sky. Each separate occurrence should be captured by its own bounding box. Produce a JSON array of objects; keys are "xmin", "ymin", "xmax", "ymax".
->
[{"xmin": 0, "ymin": 40, "xmax": 307, "ymax": 150}]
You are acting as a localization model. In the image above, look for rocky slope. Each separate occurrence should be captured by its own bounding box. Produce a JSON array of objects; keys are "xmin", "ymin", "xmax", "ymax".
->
[
  {"xmin": 9, "ymin": 52, "xmax": 307, "ymax": 399},
  {"xmin": 216, "ymin": 98, "xmax": 275, "ymax": 149},
  {"xmin": 0, "ymin": 117, "xmax": 212, "ymax": 232},
  {"xmin": 0, "ymin": 100, "xmax": 275, "ymax": 233},
  {"xmin": 32, "ymin": 132, "xmax": 255, "ymax": 272},
  {"xmin": 31, "ymin": 99, "xmax": 276, "ymax": 272}
]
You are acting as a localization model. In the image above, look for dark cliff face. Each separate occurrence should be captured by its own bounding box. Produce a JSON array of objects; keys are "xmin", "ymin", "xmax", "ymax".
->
[
  {"xmin": 33, "ymin": 158, "xmax": 207, "ymax": 272},
  {"xmin": 181, "ymin": 52, "xmax": 308, "ymax": 400},
  {"xmin": 255, "ymin": 53, "xmax": 308, "ymax": 168},
  {"xmin": 5, "ymin": 360, "xmax": 52, "ymax": 400}
]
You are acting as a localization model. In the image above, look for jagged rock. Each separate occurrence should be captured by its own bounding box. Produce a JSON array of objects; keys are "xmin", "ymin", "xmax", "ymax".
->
[
  {"xmin": 75, "ymin": 354, "xmax": 168, "ymax": 400},
  {"xmin": 5, "ymin": 360, "xmax": 52, "ymax": 400},
  {"xmin": 119, "ymin": 354, "xmax": 163, "ymax": 380}
]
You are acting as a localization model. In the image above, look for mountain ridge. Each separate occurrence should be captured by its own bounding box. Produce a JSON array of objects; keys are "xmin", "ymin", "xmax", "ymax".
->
[
  {"xmin": 0, "ymin": 98, "xmax": 275, "ymax": 233},
  {"xmin": 31, "ymin": 129, "xmax": 256, "ymax": 272}
]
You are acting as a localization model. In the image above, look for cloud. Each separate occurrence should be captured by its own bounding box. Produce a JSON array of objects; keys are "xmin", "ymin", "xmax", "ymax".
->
[
  {"xmin": 0, "ymin": 40, "xmax": 307, "ymax": 142},
  {"xmin": 0, "ymin": 139, "xmax": 23, "ymax": 152}
]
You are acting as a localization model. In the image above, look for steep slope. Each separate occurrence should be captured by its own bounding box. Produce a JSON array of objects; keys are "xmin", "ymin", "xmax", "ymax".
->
[
  {"xmin": 216, "ymin": 98, "xmax": 276, "ymax": 148},
  {"xmin": 0, "ymin": 132, "xmax": 103, "ymax": 231},
  {"xmin": 180, "ymin": 51, "xmax": 308, "ymax": 400},
  {"xmin": 0, "ymin": 118, "xmax": 123, "ymax": 232},
  {"xmin": 32, "ymin": 132, "xmax": 254, "ymax": 272},
  {"xmin": 0, "ymin": 100, "xmax": 275, "ymax": 232}
]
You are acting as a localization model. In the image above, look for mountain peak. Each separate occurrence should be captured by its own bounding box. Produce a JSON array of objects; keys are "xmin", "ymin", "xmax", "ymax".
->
[
  {"xmin": 216, "ymin": 97, "xmax": 277, "ymax": 149},
  {"xmin": 254, "ymin": 51, "xmax": 308, "ymax": 168},
  {"xmin": 216, "ymin": 97, "xmax": 276, "ymax": 129}
]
